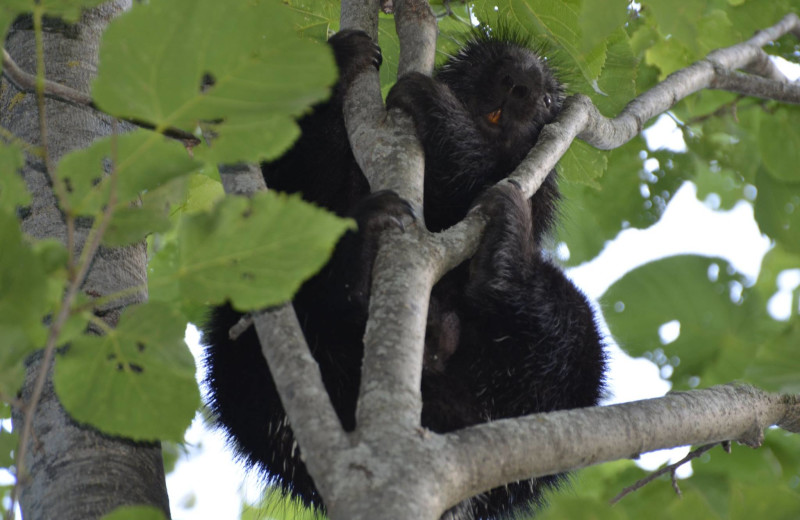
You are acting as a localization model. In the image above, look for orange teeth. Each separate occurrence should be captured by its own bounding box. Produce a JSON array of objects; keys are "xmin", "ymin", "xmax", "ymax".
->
[{"xmin": 487, "ymin": 109, "xmax": 502, "ymax": 124}]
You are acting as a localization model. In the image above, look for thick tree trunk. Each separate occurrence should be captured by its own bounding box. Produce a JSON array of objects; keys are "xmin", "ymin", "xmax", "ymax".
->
[{"xmin": 2, "ymin": 3, "xmax": 170, "ymax": 519}]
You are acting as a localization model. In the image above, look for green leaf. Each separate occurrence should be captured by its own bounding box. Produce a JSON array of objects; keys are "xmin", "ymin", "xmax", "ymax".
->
[
  {"xmin": 727, "ymin": 0, "xmax": 795, "ymax": 45},
  {"xmin": 93, "ymin": 0, "xmax": 336, "ymax": 164},
  {"xmin": 103, "ymin": 205, "xmax": 173, "ymax": 248},
  {"xmin": 752, "ymin": 244, "xmax": 800, "ymax": 301},
  {"xmin": 556, "ymin": 137, "xmax": 686, "ymax": 266},
  {"xmin": 753, "ymin": 167, "xmax": 800, "ymax": 254},
  {"xmin": 57, "ymin": 130, "xmax": 203, "ymax": 216},
  {"xmin": 643, "ymin": 0, "xmax": 705, "ymax": 51},
  {"xmin": 540, "ymin": 432, "xmax": 800, "ymax": 520},
  {"xmin": 0, "ymin": 325, "xmax": 31, "ymax": 399},
  {"xmin": 0, "ymin": 213, "xmax": 67, "ymax": 395},
  {"xmin": 378, "ymin": 16, "xmax": 402, "ymax": 95},
  {"xmin": 283, "ymin": 0, "xmax": 339, "ymax": 40},
  {"xmin": 577, "ymin": 0, "xmax": 629, "ymax": 54},
  {"xmin": 54, "ymin": 302, "xmax": 199, "ymax": 442},
  {"xmin": 747, "ymin": 317, "xmax": 800, "ymax": 393},
  {"xmin": 475, "ymin": 0, "xmax": 607, "ymax": 86},
  {"xmin": 758, "ymin": 107, "xmax": 800, "ymax": 183},
  {"xmin": 560, "ymin": 139, "xmax": 608, "ymax": 186},
  {"xmin": 0, "ymin": 422, "xmax": 18, "ymax": 467},
  {"xmin": 601, "ymin": 255, "xmax": 762, "ymax": 388},
  {"xmin": 102, "ymin": 177, "xmax": 189, "ymax": 247},
  {"xmin": 590, "ymin": 27, "xmax": 637, "ymax": 117},
  {"xmin": 0, "ymin": 143, "xmax": 28, "ymax": 209},
  {"xmin": 682, "ymin": 104, "xmax": 763, "ymax": 205},
  {"xmin": 194, "ymin": 117, "xmax": 301, "ymax": 165},
  {"xmin": 645, "ymin": 36, "xmax": 694, "ymax": 79},
  {"xmin": 695, "ymin": 9, "xmax": 738, "ymax": 54},
  {"xmin": 241, "ymin": 489, "xmax": 325, "ymax": 520},
  {"xmin": 182, "ymin": 172, "xmax": 225, "ymax": 215},
  {"xmin": 147, "ymin": 240, "xmax": 180, "ymax": 304},
  {"xmin": 101, "ymin": 505, "xmax": 167, "ymax": 520},
  {"xmin": 176, "ymin": 191, "xmax": 354, "ymax": 310}
]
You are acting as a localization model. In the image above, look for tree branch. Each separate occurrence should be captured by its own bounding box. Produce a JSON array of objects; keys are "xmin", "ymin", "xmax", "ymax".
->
[
  {"xmin": 440, "ymin": 12, "xmax": 800, "ymax": 271},
  {"xmin": 215, "ymin": 157, "xmax": 348, "ymax": 498},
  {"xmin": 441, "ymin": 385, "xmax": 799, "ymax": 511},
  {"xmin": 252, "ymin": 306, "xmax": 349, "ymax": 489},
  {"xmin": 348, "ymin": 0, "xmax": 438, "ymax": 433}
]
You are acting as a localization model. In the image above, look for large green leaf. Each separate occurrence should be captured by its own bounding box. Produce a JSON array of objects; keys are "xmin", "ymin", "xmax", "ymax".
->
[
  {"xmin": 601, "ymin": 255, "xmax": 764, "ymax": 389},
  {"xmin": 475, "ymin": 0, "xmax": 609, "ymax": 87},
  {"xmin": 93, "ymin": 0, "xmax": 336, "ymax": 165},
  {"xmin": 577, "ymin": 0, "xmax": 629, "ymax": 54},
  {"xmin": 54, "ymin": 302, "xmax": 198, "ymax": 442},
  {"xmin": 176, "ymin": 191, "xmax": 354, "ymax": 310}
]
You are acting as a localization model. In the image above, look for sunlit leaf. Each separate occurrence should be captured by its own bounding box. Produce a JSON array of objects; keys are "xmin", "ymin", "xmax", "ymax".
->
[
  {"xmin": 176, "ymin": 191, "xmax": 354, "ymax": 310},
  {"xmin": 54, "ymin": 302, "xmax": 198, "ymax": 442}
]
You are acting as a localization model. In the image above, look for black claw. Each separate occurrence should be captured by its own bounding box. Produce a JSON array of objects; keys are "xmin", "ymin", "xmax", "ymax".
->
[
  {"xmin": 371, "ymin": 43, "xmax": 382, "ymax": 69},
  {"xmin": 390, "ymin": 216, "xmax": 406, "ymax": 233},
  {"xmin": 329, "ymin": 30, "xmax": 383, "ymax": 81},
  {"xmin": 352, "ymin": 190, "xmax": 416, "ymax": 235}
]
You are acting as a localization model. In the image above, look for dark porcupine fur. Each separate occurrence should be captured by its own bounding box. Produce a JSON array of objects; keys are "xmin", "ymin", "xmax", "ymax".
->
[{"xmin": 203, "ymin": 28, "xmax": 606, "ymax": 520}]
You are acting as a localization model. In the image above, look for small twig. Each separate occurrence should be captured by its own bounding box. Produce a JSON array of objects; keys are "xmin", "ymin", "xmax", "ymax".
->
[
  {"xmin": 711, "ymin": 68, "xmax": 800, "ymax": 104},
  {"xmin": 2, "ymin": 48, "xmax": 93, "ymax": 106},
  {"xmin": 229, "ymin": 313, "xmax": 254, "ymax": 341},
  {"xmin": 610, "ymin": 443, "xmax": 722, "ymax": 505},
  {"xmin": 2, "ymin": 47, "xmax": 201, "ymax": 146}
]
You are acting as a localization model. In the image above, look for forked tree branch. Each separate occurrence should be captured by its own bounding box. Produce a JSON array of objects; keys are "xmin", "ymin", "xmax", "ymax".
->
[{"xmin": 314, "ymin": 8, "xmax": 800, "ymax": 520}]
